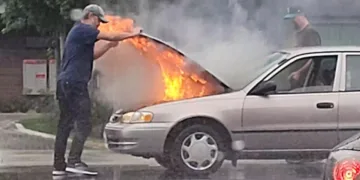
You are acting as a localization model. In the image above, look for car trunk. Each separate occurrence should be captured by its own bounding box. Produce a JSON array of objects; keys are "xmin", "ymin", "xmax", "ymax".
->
[
  {"xmin": 333, "ymin": 132, "xmax": 360, "ymax": 151},
  {"xmin": 93, "ymin": 30, "xmax": 231, "ymax": 111}
]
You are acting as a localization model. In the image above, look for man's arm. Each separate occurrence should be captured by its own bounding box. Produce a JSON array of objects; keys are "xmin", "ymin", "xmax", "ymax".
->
[
  {"xmin": 292, "ymin": 30, "xmax": 320, "ymax": 76},
  {"xmin": 297, "ymin": 59, "xmax": 312, "ymax": 74},
  {"xmin": 97, "ymin": 27, "xmax": 142, "ymax": 41},
  {"xmin": 94, "ymin": 41, "xmax": 118, "ymax": 60}
]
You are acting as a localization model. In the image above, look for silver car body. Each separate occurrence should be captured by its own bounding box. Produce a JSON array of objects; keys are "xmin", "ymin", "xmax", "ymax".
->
[{"xmin": 104, "ymin": 46, "xmax": 360, "ymax": 160}]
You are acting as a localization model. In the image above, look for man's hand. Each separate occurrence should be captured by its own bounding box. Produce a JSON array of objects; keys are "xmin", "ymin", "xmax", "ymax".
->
[
  {"xmin": 288, "ymin": 71, "xmax": 301, "ymax": 81},
  {"xmin": 129, "ymin": 27, "xmax": 143, "ymax": 37}
]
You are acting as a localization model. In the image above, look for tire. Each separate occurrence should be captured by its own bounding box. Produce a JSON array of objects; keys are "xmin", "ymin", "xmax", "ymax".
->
[
  {"xmin": 169, "ymin": 124, "xmax": 227, "ymax": 176},
  {"xmin": 155, "ymin": 156, "xmax": 172, "ymax": 169}
]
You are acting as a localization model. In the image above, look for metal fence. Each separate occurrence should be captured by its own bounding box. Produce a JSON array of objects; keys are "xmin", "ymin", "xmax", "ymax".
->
[{"xmin": 312, "ymin": 18, "xmax": 360, "ymax": 46}]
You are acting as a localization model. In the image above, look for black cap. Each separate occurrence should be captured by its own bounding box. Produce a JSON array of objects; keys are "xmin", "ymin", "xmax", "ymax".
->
[{"xmin": 284, "ymin": 6, "xmax": 305, "ymax": 19}]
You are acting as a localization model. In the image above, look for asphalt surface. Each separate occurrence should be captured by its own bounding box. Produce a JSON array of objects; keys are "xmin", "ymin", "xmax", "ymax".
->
[{"xmin": 0, "ymin": 161, "xmax": 325, "ymax": 180}]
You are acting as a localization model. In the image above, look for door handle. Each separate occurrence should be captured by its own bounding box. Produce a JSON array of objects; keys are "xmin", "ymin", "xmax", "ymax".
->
[{"xmin": 316, "ymin": 102, "xmax": 334, "ymax": 109}]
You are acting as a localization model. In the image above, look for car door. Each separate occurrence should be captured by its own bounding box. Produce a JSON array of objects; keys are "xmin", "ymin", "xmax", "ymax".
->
[
  {"xmin": 241, "ymin": 53, "xmax": 341, "ymax": 152},
  {"xmin": 338, "ymin": 53, "xmax": 360, "ymax": 142}
]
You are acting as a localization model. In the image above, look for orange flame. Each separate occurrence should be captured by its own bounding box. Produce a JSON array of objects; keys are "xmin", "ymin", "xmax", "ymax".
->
[{"xmin": 98, "ymin": 15, "xmax": 217, "ymax": 102}]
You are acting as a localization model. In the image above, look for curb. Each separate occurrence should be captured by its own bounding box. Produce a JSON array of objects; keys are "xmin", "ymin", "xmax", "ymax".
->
[
  {"xmin": 14, "ymin": 123, "xmax": 106, "ymax": 150},
  {"xmin": 15, "ymin": 123, "xmax": 59, "ymax": 139}
]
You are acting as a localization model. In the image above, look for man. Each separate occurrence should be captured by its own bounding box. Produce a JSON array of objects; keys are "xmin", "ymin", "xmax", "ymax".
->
[
  {"xmin": 53, "ymin": 4, "xmax": 142, "ymax": 176},
  {"xmin": 285, "ymin": 7, "xmax": 322, "ymax": 81},
  {"xmin": 284, "ymin": 7, "xmax": 322, "ymax": 164}
]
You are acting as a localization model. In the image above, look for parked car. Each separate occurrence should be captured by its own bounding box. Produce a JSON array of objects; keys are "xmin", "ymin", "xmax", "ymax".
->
[
  {"xmin": 323, "ymin": 132, "xmax": 360, "ymax": 180},
  {"xmin": 104, "ymin": 45, "xmax": 360, "ymax": 175}
]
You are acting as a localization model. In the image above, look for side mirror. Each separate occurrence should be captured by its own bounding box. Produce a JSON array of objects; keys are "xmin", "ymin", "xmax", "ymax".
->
[{"xmin": 251, "ymin": 81, "xmax": 277, "ymax": 96}]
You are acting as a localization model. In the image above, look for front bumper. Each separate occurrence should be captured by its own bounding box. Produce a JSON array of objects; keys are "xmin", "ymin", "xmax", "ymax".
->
[{"xmin": 103, "ymin": 122, "xmax": 172, "ymax": 156}]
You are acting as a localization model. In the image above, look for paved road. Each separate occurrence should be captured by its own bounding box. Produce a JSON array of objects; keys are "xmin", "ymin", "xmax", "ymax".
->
[
  {"xmin": 0, "ymin": 161, "xmax": 325, "ymax": 180},
  {"xmin": 0, "ymin": 149, "xmax": 326, "ymax": 180}
]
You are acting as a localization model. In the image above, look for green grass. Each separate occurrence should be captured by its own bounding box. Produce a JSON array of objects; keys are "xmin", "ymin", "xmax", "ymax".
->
[
  {"xmin": 20, "ymin": 115, "xmax": 107, "ymax": 150},
  {"xmin": 20, "ymin": 115, "xmax": 58, "ymax": 135},
  {"xmin": 20, "ymin": 115, "xmax": 105, "ymax": 138}
]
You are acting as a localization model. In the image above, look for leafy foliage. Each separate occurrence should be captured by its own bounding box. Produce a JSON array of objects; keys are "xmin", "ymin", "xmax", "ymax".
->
[{"xmin": 1, "ymin": 0, "xmax": 90, "ymax": 35}]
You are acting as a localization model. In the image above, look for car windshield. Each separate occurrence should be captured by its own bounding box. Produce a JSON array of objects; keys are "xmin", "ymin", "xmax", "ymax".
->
[{"xmin": 234, "ymin": 51, "xmax": 290, "ymax": 90}]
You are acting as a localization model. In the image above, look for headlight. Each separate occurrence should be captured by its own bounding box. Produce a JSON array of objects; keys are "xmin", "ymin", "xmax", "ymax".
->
[
  {"xmin": 109, "ymin": 109, "xmax": 124, "ymax": 123},
  {"xmin": 121, "ymin": 111, "xmax": 153, "ymax": 124}
]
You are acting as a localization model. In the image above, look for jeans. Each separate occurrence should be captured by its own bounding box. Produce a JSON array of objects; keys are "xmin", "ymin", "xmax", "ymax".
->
[{"xmin": 53, "ymin": 80, "xmax": 92, "ymax": 170}]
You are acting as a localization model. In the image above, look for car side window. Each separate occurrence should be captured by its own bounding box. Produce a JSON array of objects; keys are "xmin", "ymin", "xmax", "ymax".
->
[
  {"xmin": 268, "ymin": 55, "xmax": 338, "ymax": 94},
  {"xmin": 345, "ymin": 55, "xmax": 360, "ymax": 91}
]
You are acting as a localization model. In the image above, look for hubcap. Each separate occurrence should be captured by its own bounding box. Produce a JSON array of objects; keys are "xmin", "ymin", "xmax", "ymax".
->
[{"xmin": 181, "ymin": 132, "xmax": 219, "ymax": 171}]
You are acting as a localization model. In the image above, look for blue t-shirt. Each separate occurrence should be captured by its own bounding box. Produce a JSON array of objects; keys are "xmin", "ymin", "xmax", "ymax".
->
[{"xmin": 58, "ymin": 22, "xmax": 100, "ymax": 83}]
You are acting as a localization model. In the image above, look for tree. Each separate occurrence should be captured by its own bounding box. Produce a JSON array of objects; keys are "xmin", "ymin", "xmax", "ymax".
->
[
  {"xmin": 1, "ymin": 0, "xmax": 90, "ymax": 36},
  {"xmin": 1, "ymin": 0, "xmax": 91, "ymax": 77}
]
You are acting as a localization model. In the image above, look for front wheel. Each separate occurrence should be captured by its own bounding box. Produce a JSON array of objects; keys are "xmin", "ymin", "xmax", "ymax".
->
[
  {"xmin": 169, "ymin": 124, "xmax": 227, "ymax": 176},
  {"xmin": 155, "ymin": 156, "xmax": 172, "ymax": 168}
]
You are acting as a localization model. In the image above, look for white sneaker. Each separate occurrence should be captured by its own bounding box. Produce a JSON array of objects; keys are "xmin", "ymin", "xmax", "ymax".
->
[{"xmin": 52, "ymin": 169, "xmax": 66, "ymax": 176}]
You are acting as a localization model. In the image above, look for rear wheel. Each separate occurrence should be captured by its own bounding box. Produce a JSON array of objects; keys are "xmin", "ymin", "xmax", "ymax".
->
[{"xmin": 169, "ymin": 124, "xmax": 227, "ymax": 176}]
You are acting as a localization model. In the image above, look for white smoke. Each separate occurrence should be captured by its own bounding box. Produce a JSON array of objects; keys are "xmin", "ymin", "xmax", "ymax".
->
[
  {"xmin": 92, "ymin": 0, "xmax": 277, "ymax": 110},
  {"xmin": 90, "ymin": 0, "xmax": 360, "ymax": 110},
  {"xmin": 129, "ymin": 0, "xmax": 275, "ymax": 88},
  {"xmin": 93, "ymin": 40, "xmax": 164, "ymax": 111}
]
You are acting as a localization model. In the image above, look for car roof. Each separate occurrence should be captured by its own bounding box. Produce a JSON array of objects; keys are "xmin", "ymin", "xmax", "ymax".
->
[{"xmin": 279, "ymin": 46, "xmax": 360, "ymax": 56}]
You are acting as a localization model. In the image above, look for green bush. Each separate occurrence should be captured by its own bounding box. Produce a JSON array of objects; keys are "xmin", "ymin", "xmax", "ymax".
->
[
  {"xmin": 13, "ymin": 96, "xmax": 32, "ymax": 113},
  {"xmin": 30, "ymin": 96, "xmax": 57, "ymax": 113},
  {"xmin": 91, "ymin": 99, "xmax": 113, "ymax": 125},
  {"xmin": 0, "ymin": 99, "xmax": 17, "ymax": 113},
  {"xmin": 0, "ymin": 96, "xmax": 32, "ymax": 113},
  {"xmin": 43, "ymin": 98, "xmax": 112, "ymax": 126}
]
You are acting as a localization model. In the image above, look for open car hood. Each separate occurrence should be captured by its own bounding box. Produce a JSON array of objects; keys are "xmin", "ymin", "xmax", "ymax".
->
[
  {"xmin": 140, "ymin": 33, "xmax": 232, "ymax": 90},
  {"xmin": 93, "ymin": 33, "xmax": 232, "ymax": 111}
]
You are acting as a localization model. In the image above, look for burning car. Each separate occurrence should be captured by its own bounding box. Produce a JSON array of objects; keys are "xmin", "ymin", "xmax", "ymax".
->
[{"xmin": 99, "ymin": 16, "xmax": 360, "ymax": 175}]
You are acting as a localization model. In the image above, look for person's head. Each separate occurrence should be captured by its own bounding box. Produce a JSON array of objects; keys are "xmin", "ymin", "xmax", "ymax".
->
[
  {"xmin": 284, "ymin": 6, "xmax": 309, "ymax": 31},
  {"xmin": 81, "ymin": 4, "xmax": 109, "ymax": 28}
]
